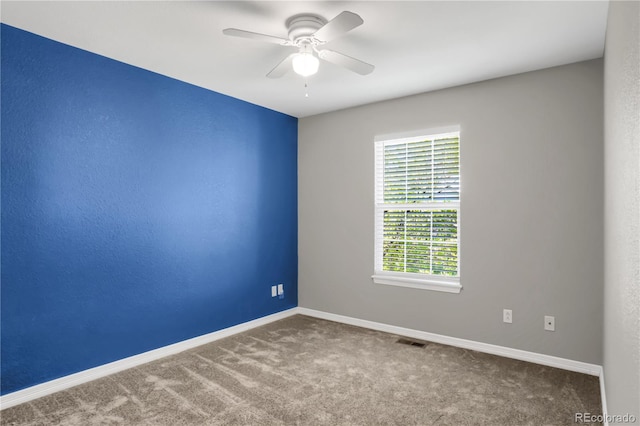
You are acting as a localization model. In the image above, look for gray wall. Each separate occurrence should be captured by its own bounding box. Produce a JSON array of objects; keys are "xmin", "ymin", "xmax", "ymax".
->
[
  {"xmin": 299, "ymin": 60, "xmax": 604, "ymax": 364},
  {"xmin": 603, "ymin": 0, "xmax": 640, "ymax": 420}
]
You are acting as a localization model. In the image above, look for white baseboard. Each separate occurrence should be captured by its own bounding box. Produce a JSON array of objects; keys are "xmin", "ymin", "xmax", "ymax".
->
[
  {"xmin": 2, "ymin": 305, "xmax": 607, "ymax": 417},
  {"xmin": 0, "ymin": 308, "xmax": 298, "ymax": 410},
  {"xmin": 297, "ymin": 307, "xmax": 603, "ymax": 377},
  {"xmin": 600, "ymin": 370, "xmax": 609, "ymax": 426}
]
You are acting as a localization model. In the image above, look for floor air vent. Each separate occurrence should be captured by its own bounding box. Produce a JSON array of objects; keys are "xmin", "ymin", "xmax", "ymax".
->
[{"xmin": 396, "ymin": 338, "xmax": 427, "ymax": 348}]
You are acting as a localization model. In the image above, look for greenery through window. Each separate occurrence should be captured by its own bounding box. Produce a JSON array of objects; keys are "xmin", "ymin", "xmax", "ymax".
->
[{"xmin": 375, "ymin": 131, "xmax": 460, "ymax": 281}]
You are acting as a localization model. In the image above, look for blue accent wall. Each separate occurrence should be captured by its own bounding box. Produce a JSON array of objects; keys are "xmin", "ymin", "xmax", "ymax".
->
[{"xmin": 0, "ymin": 24, "xmax": 298, "ymax": 395}]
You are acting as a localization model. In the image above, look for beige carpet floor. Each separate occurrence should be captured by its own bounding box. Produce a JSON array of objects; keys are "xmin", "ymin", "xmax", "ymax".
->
[{"xmin": 1, "ymin": 315, "xmax": 601, "ymax": 425}]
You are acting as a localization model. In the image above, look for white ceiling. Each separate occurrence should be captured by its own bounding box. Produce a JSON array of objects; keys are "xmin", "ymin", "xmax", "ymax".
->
[{"xmin": 1, "ymin": 1, "xmax": 609, "ymax": 118}]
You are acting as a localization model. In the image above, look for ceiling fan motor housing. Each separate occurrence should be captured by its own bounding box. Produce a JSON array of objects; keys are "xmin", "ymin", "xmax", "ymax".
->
[{"xmin": 286, "ymin": 14, "xmax": 327, "ymax": 44}]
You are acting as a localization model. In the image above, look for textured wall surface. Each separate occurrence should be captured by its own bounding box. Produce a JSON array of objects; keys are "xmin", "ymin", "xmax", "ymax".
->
[
  {"xmin": 1, "ymin": 25, "xmax": 297, "ymax": 395},
  {"xmin": 299, "ymin": 60, "xmax": 604, "ymax": 364},
  {"xmin": 603, "ymin": 1, "xmax": 640, "ymax": 420}
]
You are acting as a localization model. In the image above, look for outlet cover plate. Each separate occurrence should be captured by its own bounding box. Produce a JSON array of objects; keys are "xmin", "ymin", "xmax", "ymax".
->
[{"xmin": 544, "ymin": 315, "xmax": 555, "ymax": 331}]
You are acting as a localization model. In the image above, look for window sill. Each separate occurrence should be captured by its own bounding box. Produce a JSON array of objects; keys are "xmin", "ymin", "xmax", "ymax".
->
[{"xmin": 372, "ymin": 273, "xmax": 462, "ymax": 294}]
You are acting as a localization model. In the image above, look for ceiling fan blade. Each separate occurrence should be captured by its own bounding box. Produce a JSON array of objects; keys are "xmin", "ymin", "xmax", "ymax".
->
[
  {"xmin": 318, "ymin": 49, "xmax": 374, "ymax": 75},
  {"xmin": 312, "ymin": 11, "xmax": 363, "ymax": 42},
  {"xmin": 222, "ymin": 28, "xmax": 291, "ymax": 46},
  {"xmin": 267, "ymin": 53, "xmax": 296, "ymax": 78}
]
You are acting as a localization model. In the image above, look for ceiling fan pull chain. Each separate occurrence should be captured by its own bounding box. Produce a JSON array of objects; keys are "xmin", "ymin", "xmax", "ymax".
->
[{"xmin": 304, "ymin": 81, "xmax": 309, "ymax": 98}]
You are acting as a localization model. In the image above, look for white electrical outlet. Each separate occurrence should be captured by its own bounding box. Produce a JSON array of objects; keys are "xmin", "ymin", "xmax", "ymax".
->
[
  {"xmin": 271, "ymin": 286, "xmax": 277, "ymax": 297},
  {"xmin": 544, "ymin": 315, "xmax": 555, "ymax": 331},
  {"xmin": 503, "ymin": 309, "xmax": 512, "ymax": 324},
  {"xmin": 277, "ymin": 284, "xmax": 284, "ymax": 295}
]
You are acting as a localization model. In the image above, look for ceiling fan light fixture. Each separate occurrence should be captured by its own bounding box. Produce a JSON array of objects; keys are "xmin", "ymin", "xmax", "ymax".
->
[{"xmin": 292, "ymin": 52, "xmax": 319, "ymax": 77}]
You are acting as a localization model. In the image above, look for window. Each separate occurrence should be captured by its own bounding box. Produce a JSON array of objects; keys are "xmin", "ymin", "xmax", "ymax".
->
[{"xmin": 373, "ymin": 127, "xmax": 461, "ymax": 293}]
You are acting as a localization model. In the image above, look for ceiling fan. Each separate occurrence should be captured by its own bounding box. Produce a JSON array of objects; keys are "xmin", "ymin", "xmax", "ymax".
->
[{"xmin": 222, "ymin": 11, "xmax": 375, "ymax": 78}]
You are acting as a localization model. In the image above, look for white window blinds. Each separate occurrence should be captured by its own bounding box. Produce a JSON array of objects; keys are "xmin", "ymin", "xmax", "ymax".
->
[{"xmin": 374, "ymin": 130, "xmax": 460, "ymax": 289}]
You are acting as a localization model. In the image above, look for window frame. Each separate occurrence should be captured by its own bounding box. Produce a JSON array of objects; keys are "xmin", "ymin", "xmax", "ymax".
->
[{"xmin": 372, "ymin": 126, "xmax": 462, "ymax": 294}]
